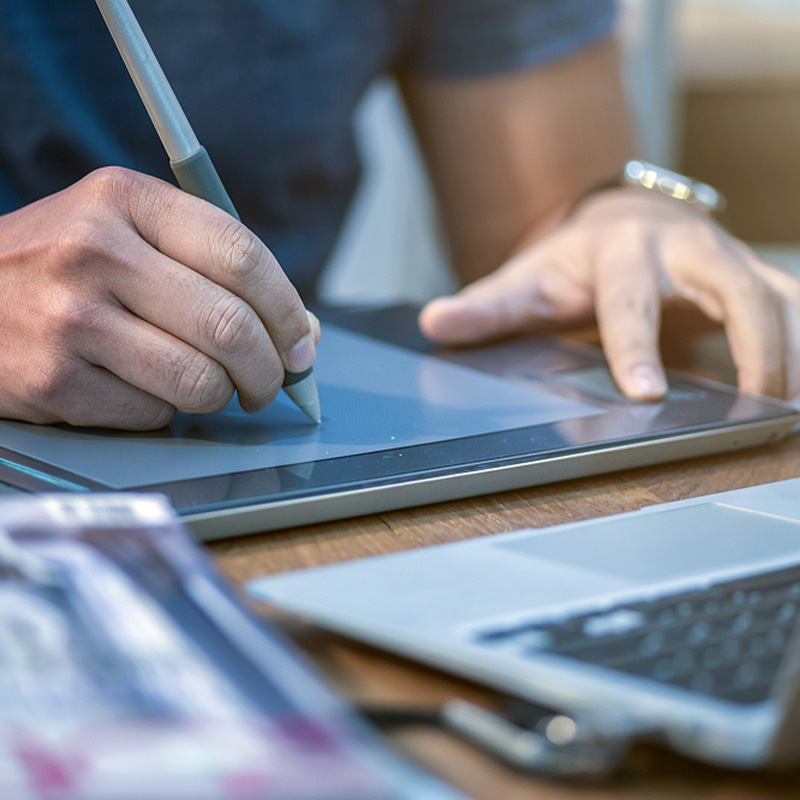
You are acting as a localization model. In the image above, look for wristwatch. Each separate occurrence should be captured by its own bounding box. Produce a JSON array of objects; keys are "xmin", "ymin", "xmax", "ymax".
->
[{"xmin": 578, "ymin": 159, "xmax": 727, "ymax": 214}]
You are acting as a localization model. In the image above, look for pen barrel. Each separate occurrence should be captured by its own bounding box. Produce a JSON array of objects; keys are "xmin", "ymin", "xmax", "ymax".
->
[
  {"xmin": 170, "ymin": 148, "xmax": 240, "ymax": 220},
  {"xmin": 95, "ymin": 0, "xmax": 200, "ymax": 160}
]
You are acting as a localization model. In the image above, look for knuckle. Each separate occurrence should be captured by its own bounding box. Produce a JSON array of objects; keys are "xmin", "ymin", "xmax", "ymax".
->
[
  {"xmin": 619, "ymin": 218, "xmax": 647, "ymax": 242},
  {"xmin": 128, "ymin": 175, "xmax": 181, "ymax": 240},
  {"xmin": 628, "ymin": 292, "xmax": 658, "ymax": 322},
  {"xmin": 53, "ymin": 216, "xmax": 115, "ymax": 268},
  {"xmin": 216, "ymin": 221, "xmax": 265, "ymax": 284},
  {"xmin": 49, "ymin": 290, "xmax": 101, "ymax": 340},
  {"xmin": 78, "ymin": 165, "xmax": 141, "ymax": 209},
  {"xmin": 75, "ymin": 167, "xmax": 174, "ymax": 244},
  {"xmin": 726, "ymin": 270, "xmax": 775, "ymax": 308},
  {"xmin": 683, "ymin": 216, "xmax": 719, "ymax": 250},
  {"xmin": 656, "ymin": 216, "xmax": 716, "ymax": 265},
  {"xmin": 203, "ymin": 295, "xmax": 257, "ymax": 354},
  {"xmin": 171, "ymin": 351, "xmax": 230, "ymax": 413}
]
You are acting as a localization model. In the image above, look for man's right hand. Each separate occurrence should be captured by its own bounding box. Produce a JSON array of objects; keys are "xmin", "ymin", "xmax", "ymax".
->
[{"xmin": 0, "ymin": 167, "xmax": 318, "ymax": 429}]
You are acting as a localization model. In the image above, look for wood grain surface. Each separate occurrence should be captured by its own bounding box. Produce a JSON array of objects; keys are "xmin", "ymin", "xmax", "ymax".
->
[{"xmin": 210, "ymin": 323, "xmax": 800, "ymax": 799}]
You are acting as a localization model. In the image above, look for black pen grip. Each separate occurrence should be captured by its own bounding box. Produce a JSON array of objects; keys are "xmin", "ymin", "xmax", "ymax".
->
[{"xmin": 170, "ymin": 146, "xmax": 240, "ymax": 220}]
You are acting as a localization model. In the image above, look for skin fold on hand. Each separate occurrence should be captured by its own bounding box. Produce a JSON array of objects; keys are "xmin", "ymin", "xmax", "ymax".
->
[
  {"xmin": 0, "ymin": 167, "xmax": 319, "ymax": 429},
  {"xmin": 420, "ymin": 187, "xmax": 800, "ymax": 404}
]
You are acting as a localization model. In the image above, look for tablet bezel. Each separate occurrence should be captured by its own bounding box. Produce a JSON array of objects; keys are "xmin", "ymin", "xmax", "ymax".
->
[{"xmin": 0, "ymin": 305, "xmax": 796, "ymax": 539}]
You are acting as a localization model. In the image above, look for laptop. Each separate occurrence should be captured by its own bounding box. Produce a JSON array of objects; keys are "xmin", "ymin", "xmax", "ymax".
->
[
  {"xmin": 250, "ymin": 476, "xmax": 800, "ymax": 771},
  {"xmin": 0, "ymin": 305, "xmax": 796, "ymax": 540}
]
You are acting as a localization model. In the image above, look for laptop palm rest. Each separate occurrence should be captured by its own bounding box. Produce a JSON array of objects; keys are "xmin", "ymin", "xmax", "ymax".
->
[
  {"xmin": 497, "ymin": 504, "xmax": 800, "ymax": 585},
  {"xmin": 250, "ymin": 480, "xmax": 800, "ymax": 772},
  {"xmin": 255, "ymin": 501, "xmax": 800, "ymax": 638}
]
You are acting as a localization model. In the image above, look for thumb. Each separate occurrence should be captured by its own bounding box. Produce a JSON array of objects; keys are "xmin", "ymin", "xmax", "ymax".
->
[{"xmin": 419, "ymin": 253, "xmax": 592, "ymax": 345}]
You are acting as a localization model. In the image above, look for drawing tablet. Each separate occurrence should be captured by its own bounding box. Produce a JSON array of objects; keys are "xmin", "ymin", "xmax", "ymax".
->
[{"xmin": 0, "ymin": 305, "xmax": 796, "ymax": 540}]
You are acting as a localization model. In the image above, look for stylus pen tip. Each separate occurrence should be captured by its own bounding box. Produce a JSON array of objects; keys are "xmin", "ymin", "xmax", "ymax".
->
[{"xmin": 282, "ymin": 368, "xmax": 322, "ymax": 424}]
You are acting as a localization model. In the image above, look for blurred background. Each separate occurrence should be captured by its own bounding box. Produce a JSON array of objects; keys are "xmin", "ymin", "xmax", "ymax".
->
[{"xmin": 319, "ymin": 0, "xmax": 800, "ymax": 306}]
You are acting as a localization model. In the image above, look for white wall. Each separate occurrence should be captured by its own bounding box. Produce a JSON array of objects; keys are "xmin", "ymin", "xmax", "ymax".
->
[{"xmin": 318, "ymin": 80, "xmax": 454, "ymax": 305}]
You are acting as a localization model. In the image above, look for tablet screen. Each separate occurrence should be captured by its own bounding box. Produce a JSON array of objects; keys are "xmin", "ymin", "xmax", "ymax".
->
[
  {"xmin": 0, "ymin": 326, "xmax": 601, "ymax": 488},
  {"xmin": 0, "ymin": 310, "xmax": 796, "ymax": 539}
]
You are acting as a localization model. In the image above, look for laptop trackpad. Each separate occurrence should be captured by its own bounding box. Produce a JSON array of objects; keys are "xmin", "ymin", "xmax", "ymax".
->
[{"xmin": 497, "ymin": 503, "xmax": 800, "ymax": 584}]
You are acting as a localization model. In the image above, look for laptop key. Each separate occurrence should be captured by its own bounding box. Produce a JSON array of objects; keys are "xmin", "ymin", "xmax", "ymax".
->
[{"xmin": 475, "ymin": 563, "xmax": 800, "ymax": 705}]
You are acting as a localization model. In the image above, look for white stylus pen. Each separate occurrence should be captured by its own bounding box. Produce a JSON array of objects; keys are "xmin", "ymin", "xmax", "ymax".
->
[{"xmin": 94, "ymin": 0, "xmax": 322, "ymax": 424}]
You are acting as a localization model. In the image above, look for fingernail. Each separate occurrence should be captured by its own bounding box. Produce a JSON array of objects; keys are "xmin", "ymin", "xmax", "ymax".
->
[
  {"xmin": 629, "ymin": 364, "xmax": 667, "ymax": 400},
  {"xmin": 306, "ymin": 310, "xmax": 321, "ymax": 342},
  {"xmin": 287, "ymin": 334, "xmax": 316, "ymax": 372}
]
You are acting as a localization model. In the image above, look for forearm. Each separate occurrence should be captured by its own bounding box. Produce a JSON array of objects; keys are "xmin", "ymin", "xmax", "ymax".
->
[{"xmin": 402, "ymin": 38, "xmax": 635, "ymax": 285}]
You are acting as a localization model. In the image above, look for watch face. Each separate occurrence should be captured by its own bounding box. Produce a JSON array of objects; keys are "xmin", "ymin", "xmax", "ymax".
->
[
  {"xmin": 693, "ymin": 181, "xmax": 725, "ymax": 211},
  {"xmin": 624, "ymin": 160, "xmax": 725, "ymax": 212}
]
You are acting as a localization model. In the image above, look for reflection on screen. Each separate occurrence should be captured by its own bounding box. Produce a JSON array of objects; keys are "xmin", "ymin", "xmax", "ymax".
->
[{"xmin": 0, "ymin": 326, "xmax": 601, "ymax": 487}]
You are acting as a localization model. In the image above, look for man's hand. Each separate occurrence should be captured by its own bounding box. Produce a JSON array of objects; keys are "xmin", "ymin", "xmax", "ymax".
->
[
  {"xmin": 420, "ymin": 187, "xmax": 800, "ymax": 403},
  {"xmin": 0, "ymin": 167, "xmax": 319, "ymax": 429},
  {"xmin": 403, "ymin": 37, "xmax": 800, "ymax": 404}
]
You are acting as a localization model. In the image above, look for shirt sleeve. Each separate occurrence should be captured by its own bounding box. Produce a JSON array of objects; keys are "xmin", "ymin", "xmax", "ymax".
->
[{"xmin": 402, "ymin": 0, "xmax": 618, "ymax": 78}]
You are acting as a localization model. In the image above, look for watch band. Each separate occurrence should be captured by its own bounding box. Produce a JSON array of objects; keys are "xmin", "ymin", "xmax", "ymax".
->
[
  {"xmin": 575, "ymin": 159, "xmax": 727, "ymax": 215},
  {"xmin": 622, "ymin": 160, "xmax": 726, "ymax": 213}
]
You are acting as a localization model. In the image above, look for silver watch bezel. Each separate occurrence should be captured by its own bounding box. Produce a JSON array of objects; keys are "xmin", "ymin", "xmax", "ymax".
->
[{"xmin": 622, "ymin": 160, "xmax": 726, "ymax": 213}]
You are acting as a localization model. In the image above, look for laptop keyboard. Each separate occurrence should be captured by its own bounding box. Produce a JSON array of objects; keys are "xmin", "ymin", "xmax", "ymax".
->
[{"xmin": 476, "ymin": 563, "xmax": 800, "ymax": 704}]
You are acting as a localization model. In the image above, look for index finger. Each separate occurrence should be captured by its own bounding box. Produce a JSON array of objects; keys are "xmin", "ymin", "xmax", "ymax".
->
[
  {"xmin": 594, "ymin": 240, "xmax": 668, "ymax": 402},
  {"xmin": 125, "ymin": 173, "xmax": 316, "ymax": 376}
]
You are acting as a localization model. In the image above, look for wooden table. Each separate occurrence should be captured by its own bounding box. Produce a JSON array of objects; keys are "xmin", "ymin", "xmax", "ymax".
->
[{"xmin": 210, "ymin": 325, "xmax": 800, "ymax": 799}]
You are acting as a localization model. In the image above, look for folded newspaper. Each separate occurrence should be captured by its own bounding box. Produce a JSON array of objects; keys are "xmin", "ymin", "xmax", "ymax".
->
[{"xmin": 0, "ymin": 493, "xmax": 465, "ymax": 800}]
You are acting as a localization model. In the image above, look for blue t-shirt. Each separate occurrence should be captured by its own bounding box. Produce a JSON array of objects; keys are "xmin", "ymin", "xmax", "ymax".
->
[{"xmin": 0, "ymin": 1, "xmax": 615, "ymax": 298}]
